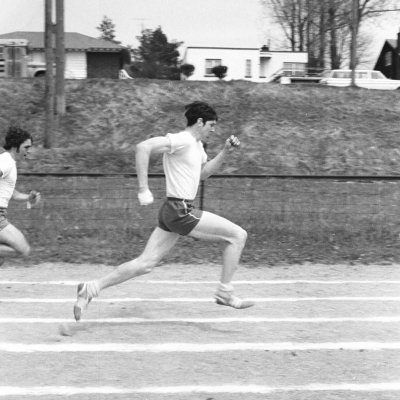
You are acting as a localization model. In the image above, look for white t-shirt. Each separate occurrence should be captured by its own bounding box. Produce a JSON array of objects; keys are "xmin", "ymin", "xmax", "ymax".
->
[
  {"xmin": 0, "ymin": 151, "xmax": 17, "ymax": 208},
  {"xmin": 163, "ymin": 131, "xmax": 208, "ymax": 200}
]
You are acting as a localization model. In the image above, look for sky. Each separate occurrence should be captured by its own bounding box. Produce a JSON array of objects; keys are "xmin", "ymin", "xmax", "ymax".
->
[{"xmin": 0, "ymin": 0, "xmax": 399, "ymax": 62}]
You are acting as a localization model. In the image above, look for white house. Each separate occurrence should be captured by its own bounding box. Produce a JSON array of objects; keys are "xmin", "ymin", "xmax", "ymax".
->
[
  {"xmin": 0, "ymin": 31, "xmax": 125, "ymax": 79},
  {"xmin": 182, "ymin": 45, "xmax": 308, "ymax": 82}
]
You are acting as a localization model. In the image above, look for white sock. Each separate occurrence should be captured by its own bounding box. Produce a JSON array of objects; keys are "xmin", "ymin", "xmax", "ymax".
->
[
  {"xmin": 86, "ymin": 280, "xmax": 100, "ymax": 298},
  {"xmin": 217, "ymin": 282, "xmax": 234, "ymax": 293}
]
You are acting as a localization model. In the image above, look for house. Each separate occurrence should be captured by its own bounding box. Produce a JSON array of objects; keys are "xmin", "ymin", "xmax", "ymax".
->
[
  {"xmin": 374, "ymin": 29, "xmax": 400, "ymax": 80},
  {"xmin": 0, "ymin": 31, "xmax": 126, "ymax": 79},
  {"xmin": 181, "ymin": 45, "xmax": 308, "ymax": 82}
]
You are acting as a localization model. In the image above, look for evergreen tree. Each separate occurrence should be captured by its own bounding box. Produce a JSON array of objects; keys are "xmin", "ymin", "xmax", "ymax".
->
[
  {"xmin": 97, "ymin": 15, "xmax": 120, "ymax": 44},
  {"xmin": 130, "ymin": 27, "xmax": 182, "ymax": 80}
]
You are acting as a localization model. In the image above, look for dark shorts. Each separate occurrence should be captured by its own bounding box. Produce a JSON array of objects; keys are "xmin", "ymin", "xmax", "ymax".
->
[
  {"xmin": 158, "ymin": 197, "xmax": 203, "ymax": 236},
  {"xmin": 0, "ymin": 208, "xmax": 9, "ymax": 232}
]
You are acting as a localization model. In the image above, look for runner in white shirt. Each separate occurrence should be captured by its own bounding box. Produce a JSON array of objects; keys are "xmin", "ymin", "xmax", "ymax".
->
[
  {"xmin": 0, "ymin": 126, "xmax": 41, "ymax": 265},
  {"xmin": 74, "ymin": 101, "xmax": 253, "ymax": 321}
]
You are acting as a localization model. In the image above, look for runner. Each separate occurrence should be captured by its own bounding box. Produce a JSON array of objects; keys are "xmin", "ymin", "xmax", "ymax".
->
[
  {"xmin": 0, "ymin": 126, "xmax": 41, "ymax": 265},
  {"xmin": 74, "ymin": 101, "xmax": 253, "ymax": 321}
]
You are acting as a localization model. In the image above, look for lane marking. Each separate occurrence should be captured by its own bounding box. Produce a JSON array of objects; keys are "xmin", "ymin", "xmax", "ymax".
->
[
  {"xmin": 1, "ymin": 279, "xmax": 400, "ymax": 285},
  {"xmin": 1, "ymin": 316, "xmax": 400, "ymax": 324},
  {"xmin": 1, "ymin": 382, "xmax": 400, "ymax": 395},
  {"xmin": 1, "ymin": 296, "xmax": 400, "ymax": 303},
  {"xmin": 1, "ymin": 341, "xmax": 400, "ymax": 353}
]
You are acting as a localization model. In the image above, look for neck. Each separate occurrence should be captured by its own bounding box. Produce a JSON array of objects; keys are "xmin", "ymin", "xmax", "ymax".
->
[
  {"xmin": 186, "ymin": 125, "xmax": 201, "ymax": 141},
  {"xmin": 8, "ymin": 149, "xmax": 17, "ymax": 160}
]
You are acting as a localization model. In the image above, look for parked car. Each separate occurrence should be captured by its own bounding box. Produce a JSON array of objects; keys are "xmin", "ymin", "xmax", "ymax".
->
[{"xmin": 320, "ymin": 69, "xmax": 400, "ymax": 90}]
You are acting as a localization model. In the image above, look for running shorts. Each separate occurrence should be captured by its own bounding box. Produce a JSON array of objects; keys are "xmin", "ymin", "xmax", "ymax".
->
[{"xmin": 158, "ymin": 197, "xmax": 203, "ymax": 236}]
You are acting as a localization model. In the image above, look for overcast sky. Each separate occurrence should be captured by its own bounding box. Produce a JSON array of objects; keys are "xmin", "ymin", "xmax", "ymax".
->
[{"xmin": 1, "ymin": 0, "xmax": 399, "ymax": 61}]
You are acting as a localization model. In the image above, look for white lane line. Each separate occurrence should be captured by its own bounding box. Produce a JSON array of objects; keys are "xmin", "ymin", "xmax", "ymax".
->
[
  {"xmin": 1, "ymin": 382, "xmax": 400, "ymax": 396},
  {"xmin": 1, "ymin": 280, "xmax": 400, "ymax": 285},
  {"xmin": 1, "ymin": 316, "xmax": 400, "ymax": 324},
  {"xmin": 1, "ymin": 341, "xmax": 400, "ymax": 353},
  {"xmin": 1, "ymin": 296, "xmax": 400, "ymax": 303}
]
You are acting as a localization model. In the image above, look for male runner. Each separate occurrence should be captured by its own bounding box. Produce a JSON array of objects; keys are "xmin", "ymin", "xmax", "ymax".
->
[
  {"xmin": 0, "ymin": 126, "xmax": 41, "ymax": 264},
  {"xmin": 74, "ymin": 101, "xmax": 253, "ymax": 321}
]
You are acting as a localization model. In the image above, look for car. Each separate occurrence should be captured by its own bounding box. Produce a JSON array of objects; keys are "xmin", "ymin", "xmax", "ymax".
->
[{"xmin": 319, "ymin": 69, "xmax": 400, "ymax": 90}]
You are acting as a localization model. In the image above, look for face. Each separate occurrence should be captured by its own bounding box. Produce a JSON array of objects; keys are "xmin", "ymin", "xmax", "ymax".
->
[
  {"xmin": 198, "ymin": 119, "xmax": 217, "ymax": 142},
  {"xmin": 17, "ymin": 139, "xmax": 32, "ymax": 160}
]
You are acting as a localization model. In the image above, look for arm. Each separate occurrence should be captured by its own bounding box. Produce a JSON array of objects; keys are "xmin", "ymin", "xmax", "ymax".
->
[
  {"xmin": 200, "ymin": 135, "xmax": 240, "ymax": 180},
  {"xmin": 135, "ymin": 136, "xmax": 171, "ymax": 205},
  {"xmin": 12, "ymin": 189, "xmax": 41, "ymax": 207}
]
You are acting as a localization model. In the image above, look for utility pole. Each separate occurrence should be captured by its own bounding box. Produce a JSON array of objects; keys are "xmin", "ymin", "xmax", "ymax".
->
[
  {"xmin": 44, "ymin": 0, "xmax": 55, "ymax": 148},
  {"xmin": 350, "ymin": 0, "xmax": 359, "ymax": 87},
  {"xmin": 55, "ymin": 0, "xmax": 65, "ymax": 116}
]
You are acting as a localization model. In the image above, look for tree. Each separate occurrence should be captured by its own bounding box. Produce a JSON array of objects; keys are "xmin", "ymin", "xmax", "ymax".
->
[
  {"xmin": 130, "ymin": 27, "xmax": 182, "ymax": 80},
  {"xmin": 97, "ymin": 15, "xmax": 120, "ymax": 44},
  {"xmin": 261, "ymin": 0, "xmax": 400, "ymax": 70},
  {"xmin": 180, "ymin": 63, "xmax": 195, "ymax": 79},
  {"xmin": 212, "ymin": 65, "xmax": 228, "ymax": 79}
]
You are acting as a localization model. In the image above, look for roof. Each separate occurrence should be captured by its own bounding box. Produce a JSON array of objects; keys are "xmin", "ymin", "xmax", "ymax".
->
[
  {"xmin": 387, "ymin": 39, "xmax": 398, "ymax": 50},
  {"xmin": 0, "ymin": 31, "xmax": 124, "ymax": 52}
]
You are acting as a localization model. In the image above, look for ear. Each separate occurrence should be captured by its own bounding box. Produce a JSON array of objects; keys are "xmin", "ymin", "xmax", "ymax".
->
[{"xmin": 197, "ymin": 118, "xmax": 203, "ymax": 126}]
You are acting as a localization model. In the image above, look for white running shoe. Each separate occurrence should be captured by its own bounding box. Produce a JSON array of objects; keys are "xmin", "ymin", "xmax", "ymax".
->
[
  {"xmin": 215, "ymin": 293, "xmax": 254, "ymax": 309},
  {"xmin": 73, "ymin": 283, "xmax": 92, "ymax": 321}
]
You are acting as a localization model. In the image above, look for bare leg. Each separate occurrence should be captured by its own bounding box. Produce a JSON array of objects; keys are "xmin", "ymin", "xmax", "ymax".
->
[
  {"xmin": 74, "ymin": 227, "xmax": 179, "ymax": 321},
  {"xmin": 0, "ymin": 224, "xmax": 31, "ymax": 258},
  {"xmin": 188, "ymin": 211, "xmax": 252, "ymax": 309},
  {"xmin": 189, "ymin": 210, "xmax": 247, "ymax": 284},
  {"xmin": 97, "ymin": 227, "xmax": 179, "ymax": 291}
]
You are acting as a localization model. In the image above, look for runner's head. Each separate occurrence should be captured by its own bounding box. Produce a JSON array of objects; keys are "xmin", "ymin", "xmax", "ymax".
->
[
  {"xmin": 3, "ymin": 126, "xmax": 33, "ymax": 151},
  {"xmin": 184, "ymin": 101, "xmax": 218, "ymax": 127}
]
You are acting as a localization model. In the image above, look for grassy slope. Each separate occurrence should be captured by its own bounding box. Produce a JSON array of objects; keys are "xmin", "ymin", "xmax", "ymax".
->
[
  {"xmin": 1, "ymin": 78, "xmax": 400, "ymax": 175},
  {"xmin": 1, "ymin": 78, "xmax": 400, "ymax": 265}
]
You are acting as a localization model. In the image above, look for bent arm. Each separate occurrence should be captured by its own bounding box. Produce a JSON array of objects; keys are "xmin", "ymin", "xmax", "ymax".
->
[
  {"xmin": 12, "ymin": 189, "xmax": 30, "ymax": 201},
  {"xmin": 135, "ymin": 136, "xmax": 171, "ymax": 192},
  {"xmin": 200, "ymin": 148, "xmax": 229, "ymax": 180},
  {"xmin": 200, "ymin": 135, "xmax": 240, "ymax": 180}
]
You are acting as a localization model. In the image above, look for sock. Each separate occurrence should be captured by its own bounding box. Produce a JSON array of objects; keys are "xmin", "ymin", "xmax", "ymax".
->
[
  {"xmin": 217, "ymin": 282, "xmax": 234, "ymax": 293},
  {"xmin": 86, "ymin": 280, "xmax": 100, "ymax": 298}
]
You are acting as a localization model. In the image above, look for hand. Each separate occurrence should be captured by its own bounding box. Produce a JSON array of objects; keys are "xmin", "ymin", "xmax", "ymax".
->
[
  {"xmin": 28, "ymin": 190, "xmax": 41, "ymax": 207},
  {"xmin": 226, "ymin": 135, "xmax": 240, "ymax": 150},
  {"xmin": 138, "ymin": 188, "xmax": 154, "ymax": 206}
]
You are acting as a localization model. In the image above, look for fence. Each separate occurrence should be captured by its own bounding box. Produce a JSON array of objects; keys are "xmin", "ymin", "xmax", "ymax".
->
[{"xmin": 10, "ymin": 173, "xmax": 400, "ymax": 265}]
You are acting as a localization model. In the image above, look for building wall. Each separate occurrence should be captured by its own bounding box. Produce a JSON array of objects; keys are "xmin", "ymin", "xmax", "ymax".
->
[
  {"xmin": 66, "ymin": 52, "xmax": 87, "ymax": 79},
  {"xmin": 374, "ymin": 42, "xmax": 399, "ymax": 80},
  {"xmin": 183, "ymin": 47, "xmax": 308, "ymax": 82},
  {"xmin": 183, "ymin": 47, "xmax": 260, "ymax": 81},
  {"xmin": 29, "ymin": 50, "xmax": 86, "ymax": 78},
  {"xmin": 259, "ymin": 51, "xmax": 308, "ymax": 80}
]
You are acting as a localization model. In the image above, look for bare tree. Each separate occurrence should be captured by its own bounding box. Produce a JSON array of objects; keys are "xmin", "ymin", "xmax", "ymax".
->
[{"xmin": 261, "ymin": 0, "xmax": 400, "ymax": 71}]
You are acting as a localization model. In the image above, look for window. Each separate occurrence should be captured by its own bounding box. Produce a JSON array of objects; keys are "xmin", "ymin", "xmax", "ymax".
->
[
  {"xmin": 245, "ymin": 59, "xmax": 252, "ymax": 77},
  {"xmin": 371, "ymin": 71, "xmax": 385, "ymax": 79},
  {"xmin": 385, "ymin": 51, "xmax": 392, "ymax": 67},
  {"xmin": 283, "ymin": 62, "xmax": 306, "ymax": 76},
  {"xmin": 205, "ymin": 59, "xmax": 221, "ymax": 75}
]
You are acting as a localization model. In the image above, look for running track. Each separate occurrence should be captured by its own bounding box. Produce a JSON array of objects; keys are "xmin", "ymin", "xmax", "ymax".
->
[{"xmin": 0, "ymin": 262, "xmax": 399, "ymax": 400}]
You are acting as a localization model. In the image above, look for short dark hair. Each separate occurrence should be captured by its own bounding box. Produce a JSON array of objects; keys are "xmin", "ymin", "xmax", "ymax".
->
[
  {"xmin": 184, "ymin": 101, "xmax": 218, "ymax": 126},
  {"xmin": 3, "ymin": 126, "xmax": 32, "ymax": 150}
]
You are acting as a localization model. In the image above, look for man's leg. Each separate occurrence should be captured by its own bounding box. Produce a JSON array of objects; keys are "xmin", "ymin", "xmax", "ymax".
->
[
  {"xmin": 188, "ymin": 211, "xmax": 253, "ymax": 309},
  {"xmin": 0, "ymin": 223, "xmax": 31, "ymax": 260},
  {"xmin": 74, "ymin": 227, "xmax": 179, "ymax": 321}
]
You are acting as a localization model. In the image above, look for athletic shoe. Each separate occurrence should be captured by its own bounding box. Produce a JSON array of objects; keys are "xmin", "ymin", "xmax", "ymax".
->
[
  {"xmin": 215, "ymin": 293, "xmax": 254, "ymax": 309},
  {"xmin": 73, "ymin": 283, "xmax": 92, "ymax": 321}
]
